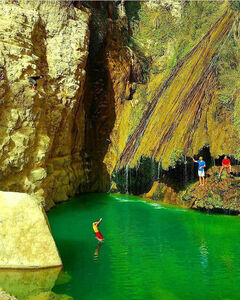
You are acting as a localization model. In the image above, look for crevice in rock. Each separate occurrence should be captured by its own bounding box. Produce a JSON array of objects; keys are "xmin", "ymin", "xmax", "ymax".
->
[{"xmin": 82, "ymin": 2, "xmax": 116, "ymax": 192}]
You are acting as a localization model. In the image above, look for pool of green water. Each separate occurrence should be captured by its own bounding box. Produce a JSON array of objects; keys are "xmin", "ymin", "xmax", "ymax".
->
[{"xmin": 46, "ymin": 193, "xmax": 240, "ymax": 300}]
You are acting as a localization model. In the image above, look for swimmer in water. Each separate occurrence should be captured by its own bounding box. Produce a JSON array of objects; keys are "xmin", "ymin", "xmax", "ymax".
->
[{"xmin": 92, "ymin": 218, "xmax": 103, "ymax": 241}]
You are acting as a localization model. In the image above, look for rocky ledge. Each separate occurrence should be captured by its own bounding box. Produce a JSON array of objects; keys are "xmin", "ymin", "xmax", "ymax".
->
[{"xmin": 182, "ymin": 166, "xmax": 240, "ymax": 214}]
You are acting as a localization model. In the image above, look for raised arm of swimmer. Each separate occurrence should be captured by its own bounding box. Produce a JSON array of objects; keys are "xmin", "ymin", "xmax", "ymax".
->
[
  {"xmin": 92, "ymin": 218, "xmax": 103, "ymax": 241},
  {"xmin": 95, "ymin": 218, "xmax": 102, "ymax": 226}
]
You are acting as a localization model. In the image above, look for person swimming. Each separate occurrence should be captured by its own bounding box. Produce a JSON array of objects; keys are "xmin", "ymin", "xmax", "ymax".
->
[{"xmin": 92, "ymin": 218, "xmax": 103, "ymax": 241}]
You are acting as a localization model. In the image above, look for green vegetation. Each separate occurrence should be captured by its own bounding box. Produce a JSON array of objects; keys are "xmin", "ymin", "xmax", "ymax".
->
[
  {"xmin": 217, "ymin": 33, "xmax": 240, "ymax": 108},
  {"xmin": 126, "ymin": 1, "xmax": 225, "ymax": 76},
  {"xmin": 124, "ymin": 1, "xmax": 240, "ymax": 158},
  {"xmin": 112, "ymin": 156, "xmax": 159, "ymax": 194},
  {"xmin": 170, "ymin": 150, "xmax": 184, "ymax": 167},
  {"xmin": 216, "ymin": 21, "xmax": 240, "ymax": 156},
  {"xmin": 230, "ymin": 1, "xmax": 240, "ymax": 11}
]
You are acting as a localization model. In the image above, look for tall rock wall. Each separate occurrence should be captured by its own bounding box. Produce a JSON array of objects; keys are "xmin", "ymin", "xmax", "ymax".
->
[
  {"xmin": 104, "ymin": 3, "xmax": 240, "ymax": 175},
  {"xmin": 0, "ymin": 1, "xmax": 90, "ymax": 209},
  {"xmin": 0, "ymin": 1, "xmax": 239, "ymax": 207}
]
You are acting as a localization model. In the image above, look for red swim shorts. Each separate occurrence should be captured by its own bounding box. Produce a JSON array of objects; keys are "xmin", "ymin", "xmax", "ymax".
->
[{"xmin": 95, "ymin": 232, "xmax": 103, "ymax": 240}]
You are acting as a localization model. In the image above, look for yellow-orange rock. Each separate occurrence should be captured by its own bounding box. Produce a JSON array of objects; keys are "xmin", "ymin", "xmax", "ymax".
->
[
  {"xmin": 0, "ymin": 2, "xmax": 91, "ymax": 209},
  {"xmin": 104, "ymin": 10, "xmax": 239, "ymax": 173}
]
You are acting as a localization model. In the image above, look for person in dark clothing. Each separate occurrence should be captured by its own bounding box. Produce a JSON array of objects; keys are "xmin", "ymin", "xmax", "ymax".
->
[{"xmin": 29, "ymin": 75, "xmax": 43, "ymax": 90}]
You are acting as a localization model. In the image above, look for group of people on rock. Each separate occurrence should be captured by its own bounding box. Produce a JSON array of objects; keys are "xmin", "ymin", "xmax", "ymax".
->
[{"xmin": 192, "ymin": 155, "xmax": 232, "ymax": 186}]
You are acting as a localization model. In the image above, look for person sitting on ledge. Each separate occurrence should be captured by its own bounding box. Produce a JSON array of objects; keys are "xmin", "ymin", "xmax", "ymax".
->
[
  {"xmin": 92, "ymin": 218, "xmax": 103, "ymax": 242},
  {"xmin": 192, "ymin": 156, "xmax": 206, "ymax": 186},
  {"xmin": 29, "ymin": 75, "xmax": 43, "ymax": 90},
  {"xmin": 219, "ymin": 156, "xmax": 232, "ymax": 177}
]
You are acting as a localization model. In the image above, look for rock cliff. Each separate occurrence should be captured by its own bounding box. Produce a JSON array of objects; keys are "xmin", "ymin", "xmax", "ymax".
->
[
  {"xmin": 102, "ymin": 1, "xmax": 240, "ymax": 210},
  {"xmin": 0, "ymin": 1, "xmax": 239, "ymax": 209},
  {"xmin": 105, "ymin": 7, "xmax": 239, "ymax": 172},
  {"xmin": 0, "ymin": 1, "xmax": 90, "ymax": 209}
]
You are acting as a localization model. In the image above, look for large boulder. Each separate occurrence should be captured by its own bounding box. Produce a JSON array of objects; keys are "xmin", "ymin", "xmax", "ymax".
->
[
  {"xmin": 0, "ymin": 191, "xmax": 62, "ymax": 268},
  {"xmin": 143, "ymin": 181, "xmax": 178, "ymax": 204}
]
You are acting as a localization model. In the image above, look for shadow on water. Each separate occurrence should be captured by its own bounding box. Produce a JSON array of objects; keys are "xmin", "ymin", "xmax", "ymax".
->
[{"xmin": 0, "ymin": 267, "xmax": 62, "ymax": 299}]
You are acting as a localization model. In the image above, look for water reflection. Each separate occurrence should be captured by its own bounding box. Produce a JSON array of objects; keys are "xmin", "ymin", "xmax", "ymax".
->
[
  {"xmin": 94, "ymin": 242, "xmax": 103, "ymax": 261},
  {"xmin": 0, "ymin": 267, "xmax": 61, "ymax": 299},
  {"xmin": 199, "ymin": 239, "xmax": 209, "ymax": 269}
]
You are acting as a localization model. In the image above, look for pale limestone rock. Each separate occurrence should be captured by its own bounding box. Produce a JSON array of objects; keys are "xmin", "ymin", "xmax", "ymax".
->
[
  {"xmin": 0, "ymin": 288, "xmax": 17, "ymax": 300},
  {"xmin": 0, "ymin": 2, "xmax": 91, "ymax": 209},
  {"xmin": 29, "ymin": 168, "xmax": 47, "ymax": 183},
  {"xmin": 0, "ymin": 191, "xmax": 62, "ymax": 268}
]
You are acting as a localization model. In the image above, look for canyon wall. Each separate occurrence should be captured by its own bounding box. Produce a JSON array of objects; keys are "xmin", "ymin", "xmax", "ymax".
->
[
  {"xmin": 0, "ymin": 1, "xmax": 239, "ymax": 209},
  {"xmin": 0, "ymin": 1, "xmax": 90, "ymax": 209},
  {"xmin": 104, "ymin": 2, "xmax": 240, "ymax": 173}
]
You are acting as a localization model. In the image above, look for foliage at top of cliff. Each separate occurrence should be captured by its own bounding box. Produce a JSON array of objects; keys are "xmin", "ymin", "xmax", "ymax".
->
[
  {"xmin": 126, "ymin": 1, "xmax": 226, "ymax": 72},
  {"xmin": 123, "ymin": 1, "xmax": 240, "ymax": 160},
  {"xmin": 230, "ymin": 1, "xmax": 240, "ymax": 11}
]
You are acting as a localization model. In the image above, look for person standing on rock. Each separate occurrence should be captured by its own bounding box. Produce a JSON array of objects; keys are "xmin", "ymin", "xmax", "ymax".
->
[
  {"xmin": 93, "ymin": 218, "xmax": 103, "ymax": 242},
  {"xmin": 192, "ymin": 156, "xmax": 206, "ymax": 186},
  {"xmin": 219, "ymin": 156, "xmax": 232, "ymax": 176}
]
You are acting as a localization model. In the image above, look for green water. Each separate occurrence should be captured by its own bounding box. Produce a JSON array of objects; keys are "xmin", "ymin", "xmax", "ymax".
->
[{"xmin": 47, "ymin": 193, "xmax": 240, "ymax": 300}]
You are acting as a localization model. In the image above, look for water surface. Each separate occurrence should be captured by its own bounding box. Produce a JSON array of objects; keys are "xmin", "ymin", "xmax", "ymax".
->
[{"xmin": 48, "ymin": 193, "xmax": 240, "ymax": 300}]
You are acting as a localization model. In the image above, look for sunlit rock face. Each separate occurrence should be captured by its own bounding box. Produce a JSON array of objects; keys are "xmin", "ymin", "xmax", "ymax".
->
[
  {"xmin": 0, "ymin": 191, "xmax": 62, "ymax": 268},
  {"xmin": 105, "ymin": 10, "xmax": 238, "ymax": 173},
  {"xmin": 0, "ymin": 2, "xmax": 90, "ymax": 209}
]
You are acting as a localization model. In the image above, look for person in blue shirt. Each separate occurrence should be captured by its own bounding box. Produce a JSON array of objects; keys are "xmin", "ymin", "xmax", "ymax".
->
[{"xmin": 192, "ymin": 156, "xmax": 206, "ymax": 186}]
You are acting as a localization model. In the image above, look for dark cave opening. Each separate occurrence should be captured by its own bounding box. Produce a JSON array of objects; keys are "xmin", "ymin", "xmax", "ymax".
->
[{"xmin": 112, "ymin": 146, "xmax": 221, "ymax": 195}]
